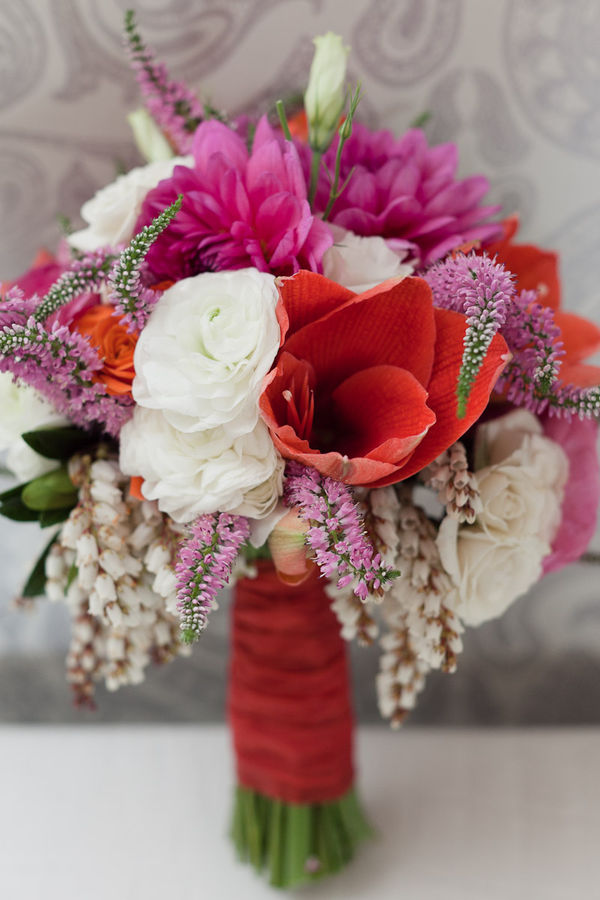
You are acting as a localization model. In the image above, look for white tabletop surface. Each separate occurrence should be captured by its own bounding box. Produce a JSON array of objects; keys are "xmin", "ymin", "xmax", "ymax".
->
[{"xmin": 1, "ymin": 725, "xmax": 599, "ymax": 900}]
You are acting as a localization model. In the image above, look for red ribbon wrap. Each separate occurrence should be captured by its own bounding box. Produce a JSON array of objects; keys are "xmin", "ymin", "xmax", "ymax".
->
[{"xmin": 228, "ymin": 561, "xmax": 355, "ymax": 805}]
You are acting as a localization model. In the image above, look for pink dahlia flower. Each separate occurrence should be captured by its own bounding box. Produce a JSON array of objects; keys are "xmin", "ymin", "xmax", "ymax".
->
[
  {"xmin": 311, "ymin": 124, "xmax": 501, "ymax": 268},
  {"xmin": 542, "ymin": 413, "xmax": 600, "ymax": 576},
  {"xmin": 137, "ymin": 117, "xmax": 332, "ymax": 282}
]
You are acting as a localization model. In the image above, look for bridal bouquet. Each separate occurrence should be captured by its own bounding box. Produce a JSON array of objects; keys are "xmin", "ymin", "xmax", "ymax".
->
[{"xmin": 2, "ymin": 11, "xmax": 599, "ymax": 889}]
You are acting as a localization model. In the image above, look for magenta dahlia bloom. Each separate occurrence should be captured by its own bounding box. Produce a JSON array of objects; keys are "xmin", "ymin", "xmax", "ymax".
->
[
  {"xmin": 312, "ymin": 124, "xmax": 501, "ymax": 268},
  {"xmin": 137, "ymin": 117, "xmax": 332, "ymax": 281}
]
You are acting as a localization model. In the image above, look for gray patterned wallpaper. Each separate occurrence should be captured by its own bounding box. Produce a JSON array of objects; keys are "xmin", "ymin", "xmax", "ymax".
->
[{"xmin": 1, "ymin": 0, "xmax": 599, "ymax": 723}]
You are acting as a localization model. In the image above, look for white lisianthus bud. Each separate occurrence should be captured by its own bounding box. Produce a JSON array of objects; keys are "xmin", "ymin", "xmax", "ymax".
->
[
  {"xmin": 127, "ymin": 108, "xmax": 174, "ymax": 163},
  {"xmin": 304, "ymin": 32, "xmax": 349, "ymax": 152}
]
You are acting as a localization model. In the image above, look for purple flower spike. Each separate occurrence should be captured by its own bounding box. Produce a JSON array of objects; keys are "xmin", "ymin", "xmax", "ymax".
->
[
  {"xmin": 426, "ymin": 252, "xmax": 515, "ymax": 416},
  {"xmin": 284, "ymin": 461, "xmax": 398, "ymax": 603},
  {"xmin": 0, "ymin": 316, "xmax": 133, "ymax": 436},
  {"xmin": 124, "ymin": 10, "xmax": 205, "ymax": 155},
  {"xmin": 175, "ymin": 513, "xmax": 250, "ymax": 643}
]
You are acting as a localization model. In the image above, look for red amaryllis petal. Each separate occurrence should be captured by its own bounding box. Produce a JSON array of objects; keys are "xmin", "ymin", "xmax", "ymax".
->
[
  {"xmin": 260, "ymin": 358, "xmax": 401, "ymax": 484},
  {"xmin": 283, "ymin": 277, "xmax": 437, "ymax": 391},
  {"xmin": 559, "ymin": 362, "xmax": 600, "ymax": 389},
  {"xmin": 275, "ymin": 270, "xmax": 354, "ymax": 344},
  {"xmin": 487, "ymin": 240, "xmax": 561, "ymax": 310},
  {"xmin": 369, "ymin": 307, "xmax": 509, "ymax": 486},
  {"xmin": 555, "ymin": 310, "xmax": 600, "ymax": 365},
  {"xmin": 331, "ymin": 365, "xmax": 436, "ymax": 461},
  {"xmin": 259, "ymin": 352, "xmax": 316, "ymax": 445}
]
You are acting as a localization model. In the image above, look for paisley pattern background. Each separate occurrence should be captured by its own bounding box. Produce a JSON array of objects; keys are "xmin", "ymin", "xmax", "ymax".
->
[{"xmin": 1, "ymin": 0, "xmax": 599, "ymax": 723}]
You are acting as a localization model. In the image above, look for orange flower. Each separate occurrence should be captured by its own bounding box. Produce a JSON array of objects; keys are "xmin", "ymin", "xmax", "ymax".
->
[
  {"xmin": 485, "ymin": 216, "xmax": 600, "ymax": 388},
  {"xmin": 74, "ymin": 305, "xmax": 137, "ymax": 396}
]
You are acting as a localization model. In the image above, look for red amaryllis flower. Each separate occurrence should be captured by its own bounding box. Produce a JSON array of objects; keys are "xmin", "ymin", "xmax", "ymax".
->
[{"xmin": 259, "ymin": 272, "xmax": 509, "ymax": 486}]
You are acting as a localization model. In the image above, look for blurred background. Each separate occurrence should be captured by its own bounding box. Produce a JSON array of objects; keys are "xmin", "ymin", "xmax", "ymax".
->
[{"xmin": 1, "ymin": 0, "xmax": 599, "ymax": 724}]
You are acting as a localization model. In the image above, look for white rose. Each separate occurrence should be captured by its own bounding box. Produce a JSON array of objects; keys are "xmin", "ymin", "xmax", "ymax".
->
[
  {"xmin": 437, "ymin": 517, "xmax": 548, "ymax": 626},
  {"xmin": 119, "ymin": 407, "xmax": 283, "ymax": 523},
  {"xmin": 322, "ymin": 225, "xmax": 414, "ymax": 293},
  {"xmin": 0, "ymin": 373, "xmax": 68, "ymax": 482},
  {"xmin": 304, "ymin": 32, "xmax": 349, "ymax": 152},
  {"xmin": 476, "ymin": 409, "xmax": 568, "ymax": 543},
  {"xmin": 68, "ymin": 156, "xmax": 192, "ymax": 251},
  {"xmin": 132, "ymin": 268, "xmax": 280, "ymax": 437}
]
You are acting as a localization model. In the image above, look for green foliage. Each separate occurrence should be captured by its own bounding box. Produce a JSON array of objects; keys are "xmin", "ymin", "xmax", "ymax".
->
[
  {"xmin": 21, "ymin": 468, "xmax": 78, "ymax": 512},
  {"xmin": 21, "ymin": 534, "xmax": 59, "ymax": 598},
  {"xmin": 21, "ymin": 424, "xmax": 100, "ymax": 461},
  {"xmin": 242, "ymin": 542, "xmax": 272, "ymax": 562},
  {"xmin": 0, "ymin": 494, "xmax": 39, "ymax": 522}
]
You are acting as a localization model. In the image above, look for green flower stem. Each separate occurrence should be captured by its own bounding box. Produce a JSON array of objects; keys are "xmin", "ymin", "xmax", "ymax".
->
[
  {"xmin": 231, "ymin": 785, "xmax": 373, "ymax": 889},
  {"xmin": 308, "ymin": 150, "xmax": 322, "ymax": 207},
  {"xmin": 275, "ymin": 100, "xmax": 292, "ymax": 141}
]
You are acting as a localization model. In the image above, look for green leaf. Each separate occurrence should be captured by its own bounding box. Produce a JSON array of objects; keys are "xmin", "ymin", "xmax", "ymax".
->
[
  {"xmin": 21, "ymin": 425, "xmax": 98, "ymax": 461},
  {"xmin": 410, "ymin": 109, "xmax": 432, "ymax": 129},
  {"xmin": 39, "ymin": 507, "xmax": 73, "ymax": 528},
  {"xmin": 21, "ymin": 534, "xmax": 59, "ymax": 598},
  {"xmin": 65, "ymin": 561, "xmax": 78, "ymax": 592},
  {"xmin": 0, "ymin": 496, "xmax": 39, "ymax": 522},
  {"xmin": 0, "ymin": 481, "xmax": 32, "ymax": 504},
  {"xmin": 21, "ymin": 468, "xmax": 78, "ymax": 512}
]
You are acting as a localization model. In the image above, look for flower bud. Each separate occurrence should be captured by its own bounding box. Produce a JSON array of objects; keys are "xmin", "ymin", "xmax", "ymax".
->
[
  {"xmin": 304, "ymin": 32, "xmax": 349, "ymax": 152},
  {"xmin": 127, "ymin": 108, "xmax": 174, "ymax": 163}
]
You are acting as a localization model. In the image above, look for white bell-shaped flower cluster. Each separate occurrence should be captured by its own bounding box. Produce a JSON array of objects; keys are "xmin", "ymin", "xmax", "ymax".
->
[{"xmin": 45, "ymin": 455, "xmax": 189, "ymax": 702}]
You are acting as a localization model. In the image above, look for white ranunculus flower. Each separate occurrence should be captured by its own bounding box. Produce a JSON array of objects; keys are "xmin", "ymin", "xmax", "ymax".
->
[
  {"xmin": 437, "ymin": 517, "xmax": 548, "ymax": 626},
  {"xmin": 68, "ymin": 155, "xmax": 192, "ymax": 251},
  {"xmin": 322, "ymin": 225, "xmax": 414, "ymax": 293},
  {"xmin": 132, "ymin": 268, "xmax": 280, "ymax": 437},
  {"xmin": 119, "ymin": 407, "xmax": 284, "ymax": 523},
  {"xmin": 0, "ymin": 373, "xmax": 68, "ymax": 482},
  {"xmin": 305, "ymin": 32, "xmax": 349, "ymax": 152},
  {"xmin": 436, "ymin": 409, "xmax": 569, "ymax": 626}
]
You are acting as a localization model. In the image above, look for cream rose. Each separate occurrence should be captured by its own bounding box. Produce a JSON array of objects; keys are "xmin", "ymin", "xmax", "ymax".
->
[
  {"xmin": 437, "ymin": 409, "xmax": 569, "ymax": 626},
  {"xmin": 132, "ymin": 268, "xmax": 280, "ymax": 437},
  {"xmin": 0, "ymin": 373, "xmax": 68, "ymax": 482},
  {"xmin": 68, "ymin": 156, "xmax": 192, "ymax": 251},
  {"xmin": 119, "ymin": 407, "xmax": 283, "ymax": 523},
  {"xmin": 322, "ymin": 225, "xmax": 414, "ymax": 293},
  {"xmin": 437, "ymin": 518, "xmax": 548, "ymax": 626},
  {"xmin": 475, "ymin": 409, "xmax": 568, "ymax": 543}
]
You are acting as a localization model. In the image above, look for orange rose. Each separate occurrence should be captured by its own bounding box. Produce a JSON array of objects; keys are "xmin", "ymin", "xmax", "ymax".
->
[{"xmin": 74, "ymin": 305, "xmax": 137, "ymax": 396}]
